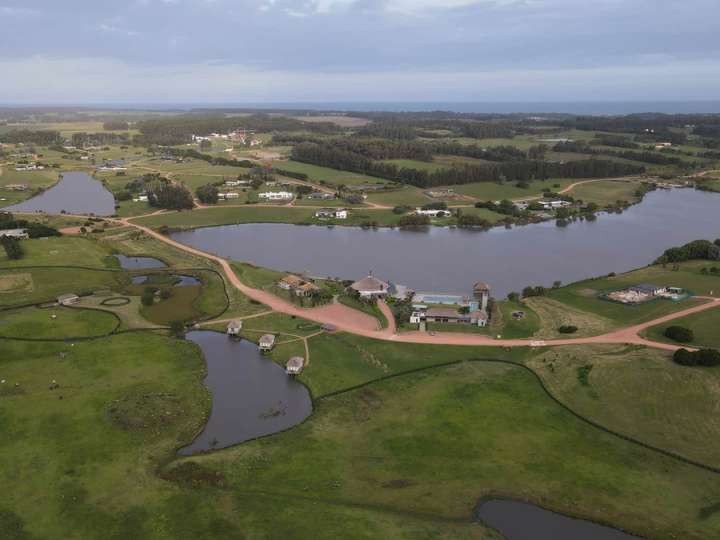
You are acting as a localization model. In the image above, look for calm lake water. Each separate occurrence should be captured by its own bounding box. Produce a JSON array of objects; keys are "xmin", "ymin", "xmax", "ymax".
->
[
  {"xmin": 178, "ymin": 331, "xmax": 312, "ymax": 456},
  {"xmin": 476, "ymin": 500, "xmax": 639, "ymax": 540},
  {"xmin": 114, "ymin": 254, "xmax": 167, "ymax": 270},
  {"xmin": 171, "ymin": 189, "xmax": 720, "ymax": 298},
  {"xmin": 3, "ymin": 171, "xmax": 116, "ymax": 216}
]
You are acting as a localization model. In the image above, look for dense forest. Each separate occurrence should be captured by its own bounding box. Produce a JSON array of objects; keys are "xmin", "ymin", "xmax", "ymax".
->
[
  {"xmin": 0, "ymin": 129, "xmax": 62, "ymax": 145},
  {"xmin": 552, "ymin": 141, "xmax": 691, "ymax": 167}
]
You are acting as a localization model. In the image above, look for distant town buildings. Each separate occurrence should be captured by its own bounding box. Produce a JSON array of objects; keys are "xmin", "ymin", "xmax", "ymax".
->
[
  {"xmin": 315, "ymin": 208, "xmax": 348, "ymax": 220},
  {"xmin": 259, "ymin": 191, "xmax": 293, "ymax": 201}
]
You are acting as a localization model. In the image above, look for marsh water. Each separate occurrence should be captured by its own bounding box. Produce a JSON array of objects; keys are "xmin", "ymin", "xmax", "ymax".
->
[
  {"xmin": 475, "ymin": 499, "xmax": 638, "ymax": 540},
  {"xmin": 171, "ymin": 188, "xmax": 720, "ymax": 298},
  {"xmin": 178, "ymin": 331, "xmax": 312, "ymax": 456},
  {"xmin": 114, "ymin": 254, "xmax": 167, "ymax": 269},
  {"xmin": 3, "ymin": 171, "xmax": 116, "ymax": 216}
]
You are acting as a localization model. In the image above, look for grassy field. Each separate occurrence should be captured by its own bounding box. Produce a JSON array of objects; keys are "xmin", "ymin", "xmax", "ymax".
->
[
  {"xmin": 0, "ymin": 168, "xmax": 60, "ymax": 206},
  {"xmin": 643, "ymin": 305, "xmax": 720, "ymax": 349},
  {"xmin": 0, "ymin": 305, "xmax": 118, "ymax": 338},
  {"xmin": 569, "ymin": 179, "xmax": 643, "ymax": 206},
  {"xmin": 0, "ymin": 236, "xmax": 115, "ymax": 267},
  {"xmin": 364, "ymin": 185, "xmax": 433, "ymax": 207},
  {"xmin": 181, "ymin": 355, "xmax": 720, "ymax": 540},
  {"xmin": 529, "ymin": 344, "xmax": 720, "ymax": 466},
  {"xmin": 450, "ymin": 178, "xmax": 576, "ymax": 201},
  {"xmin": 273, "ymin": 160, "xmax": 387, "ymax": 186}
]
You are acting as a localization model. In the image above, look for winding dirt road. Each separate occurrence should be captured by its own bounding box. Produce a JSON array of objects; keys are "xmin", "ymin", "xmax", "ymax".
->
[{"xmin": 119, "ymin": 216, "xmax": 720, "ymax": 351}]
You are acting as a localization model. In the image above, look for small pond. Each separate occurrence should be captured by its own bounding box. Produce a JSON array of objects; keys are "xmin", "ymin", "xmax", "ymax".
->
[
  {"xmin": 178, "ymin": 331, "xmax": 312, "ymax": 456},
  {"xmin": 2, "ymin": 171, "xmax": 116, "ymax": 216},
  {"xmin": 170, "ymin": 189, "xmax": 720, "ymax": 298},
  {"xmin": 114, "ymin": 254, "xmax": 167, "ymax": 270},
  {"xmin": 131, "ymin": 274, "xmax": 201, "ymax": 286},
  {"xmin": 476, "ymin": 499, "xmax": 639, "ymax": 540}
]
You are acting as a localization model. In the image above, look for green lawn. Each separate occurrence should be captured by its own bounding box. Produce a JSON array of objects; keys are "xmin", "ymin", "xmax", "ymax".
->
[
  {"xmin": 274, "ymin": 160, "xmax": 386, "ymax": 186},
  {"xmin": 133, "ymin": 206, "xmax": 317, "ymax": 229},
  {"xmin": 569, "ymin": 179, "xmax": 643, "ymax": 206},
  {"xmin": 450, "ymin": 178, "xmax": 576, "ymax": 201},
  {"xmin": 643, "ymin": 306, "xmax": 720, "ymax": 349},
  {"xmin": 0, "ymin": 236, "xmax": 115, "ymax": 267},
  {"xmin": 0, "ymin": 168, "xmax": 60, "ymax": 207},
  {"xmin": 364, "ymin": 185, "xmax": 433, "ymax": 207},
  {"xmin": 0, "ymin": 305, "xmax": 119, "ymax": 338}
]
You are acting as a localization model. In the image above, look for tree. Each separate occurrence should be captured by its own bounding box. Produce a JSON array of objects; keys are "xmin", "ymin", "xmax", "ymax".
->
[
  {"xmin": 507, "ymin": 292, "xmax": 520, "ymax": 302},
  {"xmin": 0, "ymin": 236, "xmax": 23, "ymax": 260},
  {"xmin": 196, "ymin": 183, "xmax": 219, "ymax": 204},
  {"xmin": 169, "ymin": 320, "xmax": 185, "ymax": 338},
  {"xmin": 147, "ymin": 183, "xmax": 194, "ymax": 210},
  {"xmin": 664, "ymin": 326, "xmax": 694, "ymax": 343},
  {"xmin": 553, "ymin": 280, "xmax": 562, "ymax": 289},
  {"xmin": 673, "ymin": 348, "xmax": 720, "ymax": 367}
]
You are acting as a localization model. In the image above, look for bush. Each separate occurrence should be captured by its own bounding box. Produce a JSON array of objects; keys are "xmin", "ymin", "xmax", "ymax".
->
[
  {"xmin": 141, "ymin": 292, "xmax": 155, "ymax": 306},
  {"xmin": 673, "ymin": 348, "xmax": 720, "ymax": 367},
  {"xmin": 558, "ymin": 325, "xmax": 578, "ymax": 334},
  {"xmin": 664, "ymin": 325, "xmax": 694, "ymax": 343}
]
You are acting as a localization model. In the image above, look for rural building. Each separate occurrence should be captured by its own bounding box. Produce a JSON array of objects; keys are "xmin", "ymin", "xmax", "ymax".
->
[
  {"xmin": 286, "ymin": 356, "xmax": 305, "ymax": 375},
  {"xmin": 259, "ymin": 191, "xmax": 293, "ymax": 201},
  {"xmin": 226, "ymin": 320, "xmax": 243, "ymax": 335},
  {"xmin": 629, "ymin": 284, "xmax": 667, "ymax": 296},
  {"xmin": 57, "ymin": 293, "xmax": 80, "ymax": 306},
  {"xmin": 279, "ymin": 275, "xmax": 305, "ymax": 290},
  {"xmin": 473, "ymin": 281, "xmax": 491, "ymax": 312},
  {"xmin": 259, "ymin": 334, "xmax": 276, "ymax": 352},
  {"xmin": 350, "ymin": 274, "xmax": 390, "ymax": 299},
  {"xmin": 278, "ymin": 275, "xmax": 320, "ymax": 297},
  {"xmin": 315, "ymin": 208, "xmax": 348, "ymax": 220},
  {"xmin": 540, "ymin": 200, "xmax": 572, "ymax": 210},
  {"xmin": 410, "ymin": 307, "xmax": 488, "ymax": 327},
  {"xmin": 4, "ymin": 184, "xmax": 28, "ymax": 191},
  {"xmin": 217, "ymin": 192, "xmax": 240, "ymax": 199},
  {"xmin": 14, "ymin": 164, "xmax": 44, "ymax": 171},
  {"xmin": 415, "ymin": 208, "xmax": 451, "ymax": 217},
  {"xmin": 132, "ymin": 195, "xmax": 149, "ymax": 203},
  {"xmin": 0, "ymin": 228, "xmax": 29, "ymax": 240}
]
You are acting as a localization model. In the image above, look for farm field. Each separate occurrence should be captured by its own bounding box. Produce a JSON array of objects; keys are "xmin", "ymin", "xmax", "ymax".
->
[
  {"xmin": 449, "ymin": 178, "xmax": 576, "ymax": 201},
  {"xmin": 273, "ymin": 160, "xmax": 387, "ymax": 185},
  {"xmin": 642, "ymin": 307, "xmax": 720, "ymax": 349},
  {"xmin": 0, "ymin": 305, "xmax": 119, "ymax": 338}
]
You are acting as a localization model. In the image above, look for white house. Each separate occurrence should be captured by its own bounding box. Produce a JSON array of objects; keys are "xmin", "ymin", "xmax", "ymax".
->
[
  {"xmin": 415, "ymin": 208, "xmax": 451, "ymax": 218},
  {"xmin": 217, "ymin": 192, "xmax": 240, "ymax": 199},
  {"xmin": 226, "ymin": 320, "xmax": 243, "ymax": 335},
  {"xmin": 132, "ymin": 195, "xmax": 149, "ymax": 203},
  {"xmin": 57, "ymin": 293, "xmax": 80, "ymax": 306},
  {"xmin": 259, "ymin": 191, "xmax": 293, "ymax": 201},
  {"xmin": 540, "ymin": 200, "xmax": 571, "ymax": 210},
  {"xmin": 286, "ymin": 356, "xmax": 305, "ymax": 375},
  {"xmin": 315, "ymin": 208, "xmax": 348, "ymax": 220}
]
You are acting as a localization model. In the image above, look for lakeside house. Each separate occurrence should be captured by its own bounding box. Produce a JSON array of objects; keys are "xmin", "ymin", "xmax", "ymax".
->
[
  {"xmin": 259, "ymin": 334, "xmax": 276, "ymax": 352},
  {"xmin": 350, "ymin": 274, "xmax": 390, "ymax": 299},
  {"xmin": 286, "ymin": 356, "xmax": 305, "ymax": 375},
  {"xmin": 0, "ymin": 229, "xmax": 29, "ymax": 240},
  {"xmin": 629, "ymin": 284, "xmax": 667, "ymax": 296},
  {"xmin": 278, "ymin": 275, "xmax": 320, "ymax": 297},
  {"xmin": 14, "ymin": 164, "xmax": 44, "ymax": 172},
  {"xmin": 226, "ymin": 320, "xmax": 243, "ymax": 336},
  {"xmin": 224, "ymin": 179, "xmax": 250, "ymax": 187},
  {"xmin": 4, "ymin": 184, "xmax": 28, "ymax": 191},
  {"xmin": 540, "ymin": 200, "xmax": 572, "ymax": 210},
  {"xmin": 259, "ymin": 191, "xmax": 293, "ymax": 201},
  {"xmin": 57, "ymin": 293, "xmax": 80, "ymax": 306},
  {"xmin": 415, "ymin": 208, "xmax": 451, "ymax": 218},
  {"xmin": 315, "ymin": 208, "xmax": 348, "ymax": 220},
  {"xmin": 410, "ymin": 307, "xmax": 488, "ymax": 327},
  {"xmin": 132, "ymin": 195, "xmax": 149, "ymax": 203},
  {"xmin": 217, "ymin": 192, "xmax": 240, "ymax": 199},
  {"xmin": 606, "ymin": 283, "xmax": 672, "ymax": 304},
  {"xmin": 473, "ymin": 281, "xmax": 491, "ymax": 312}
]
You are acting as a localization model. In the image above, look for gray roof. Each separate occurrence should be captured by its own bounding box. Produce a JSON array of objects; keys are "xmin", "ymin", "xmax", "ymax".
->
[
  {"xmin": 287, "ymin": 357, "xmax": 304, "ymax": 369},
  {"xmin": 426, "ymin": 307, "xmax": 462, "ymax": 319},
  {"xmin": 259, "ymin": 334, "xmax": 276, "ymax": 345}
]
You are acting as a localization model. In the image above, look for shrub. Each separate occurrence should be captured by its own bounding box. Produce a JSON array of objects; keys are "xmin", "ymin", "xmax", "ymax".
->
[
  {"xmin": 664, "ymin": 325, "xmax": 694, "ymax": 343},
  {"xmin": 141, "ymin": 292, "xmax": 155, "ymax": 306},
  {"xmin": 558, "ymin": 325, "xmax": 578, "ymax": 334},
  {"xmin": 673, "ymin": 348, "xmax": 720, "ymax": 367}
]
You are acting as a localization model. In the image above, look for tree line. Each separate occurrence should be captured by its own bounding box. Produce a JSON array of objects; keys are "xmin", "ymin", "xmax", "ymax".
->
[
  {"xmin": 0, "ymin": 130, "xmax": 62, "ymax": 145},
  {"xmin": 553, "ymin": 141, "xmax": 690, "ymax": 167},
  {"xmin": 291, "ymin": 141, "xmax": 645, "ymax": 188}
]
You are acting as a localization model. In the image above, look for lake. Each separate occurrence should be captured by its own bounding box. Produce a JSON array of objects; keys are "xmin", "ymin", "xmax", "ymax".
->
[
  {"xmin": 178, "ymin": 331, "xmax": 312, "ymax": 455},
  {"xmin": 476, "ymin": 499, "xmax": 638, "ymax": 540},
  {"xmin": 114, "ymin": 254, "xmax": 167, "ymax": 270},
  {"xmin": 3, "ymin": 171, "xmax": 116, "ymax": 216},
  {"xmin": 170, "ymin": 189, "xmax": 720, "ymax": 298}
]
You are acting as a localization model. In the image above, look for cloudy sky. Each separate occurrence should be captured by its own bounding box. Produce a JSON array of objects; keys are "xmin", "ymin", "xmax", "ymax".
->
[{"xmin": 1, "ymin": 0, "xmax": 719, "ymax": 104}]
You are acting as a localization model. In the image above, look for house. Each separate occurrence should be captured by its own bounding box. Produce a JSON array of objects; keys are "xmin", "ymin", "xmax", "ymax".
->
[
  {"xmin": 410, "ymin": 307, "xmax": 488, "ymax": 328},
  {"xmin": 278, "ymin": 275, "xmax": 320, "ymax": 297},
  {"xmin": 224, "ymin": 192, "xmax": 241, "ymax": 199},
  {"xmin": 296, "ymin": 282, "xmax": 321, "ymax": 297},
  {"xmin": 629, "ymin": 283, "xmax": 667, "ymax": 296},
  {"xmin": 4, "ymin": 184, "xmax": 28, "ymax": 191},
  {"xmin": 258, "ymin": 191, "xmax": 293, "ymax": 201},
  {"xmin": 473, "ymin": 281, "xmax": 491, "ymax": 312},
  {"xmin": 540, "ymin": 200, "xmax": 572, "ymax": 210},
  {"xmin": 57, "ymin": 293, "xmax": 80, "ymax": 306},
  {"xmin": 514, "ymin": 201, "xmax": 530, "ymax": 211},
  {"xmin": 655, "ymin": 142, "xmax": 673, "ymax": 149},
  {"xmin": 224, "ymin": 180, "xmax": 242, "ymax": 187},
  {"xmin": 415, "ymin": 208, "xmax": 451, "ymax": 218},
  {"xmin": 315, "ymin": 208, "xmax": 348, "ymax": 220},
  {"xmin": 0, "ymin": 228, "xmax": 29, "ymax": 240},
  {"xmin": 132, "ymin": 195, "xmax": 149, "ymax": 203},
  {"xmin": 226, "ymin": 320, "xmax": 243, "ymax": 335},
  {"xmin": 350, "ymin": 274, "xmax": 390, "ymax": 299},
  {"xmin": 286, "ymin": 356, "xmax": 305, "ymax": 375},
  {"xmin": 259, "ymin": 334, "xmax": 276, "ymax": 352}
]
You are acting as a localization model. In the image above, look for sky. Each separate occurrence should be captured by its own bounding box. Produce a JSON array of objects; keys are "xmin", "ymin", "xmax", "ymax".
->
[{"xmin": 1, "ymin": 0, "xmax": 719, "ymax": 104}]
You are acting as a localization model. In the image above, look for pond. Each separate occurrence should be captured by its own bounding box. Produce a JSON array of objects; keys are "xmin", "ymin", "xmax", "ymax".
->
[
  {"xmin": 178, "ymin": 331, "xmax": 312, "ymax": 456},
  {"xmin": 114, "ymin": 254, "xmax": 167, "ymax": 270},
  {"xmin": 131, "ymin": 274, "xmax": 201, "ymax": 286},
  {"xmin": 2, "ymin": 171, "xmax": 116, "ymax": 216},
  {"xmin": 475, "ymin": 499, "xmax": 639, "ymax": 540},
  {"xmin": 170, "ymin": 189, "xmax": 720, "ymax": 298}
]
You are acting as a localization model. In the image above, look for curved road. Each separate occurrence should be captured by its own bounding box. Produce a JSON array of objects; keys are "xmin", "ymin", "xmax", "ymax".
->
[{"xmin": 119, "ymin": 216, "xmax": 720, "ymax": 351}]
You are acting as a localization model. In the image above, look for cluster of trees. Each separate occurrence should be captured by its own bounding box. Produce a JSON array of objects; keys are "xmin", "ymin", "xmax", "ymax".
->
[
  {"xmin": 591, "ymin": 134, "xmax": 640, "ymax": 149},
  {"xmin": 196, "ymin": 183, "xmax": 219, "ymax": 204},
  {"xmin": 456, "ymin": 214, "xmax": 491, "ymax": 228},
  {"xmin": 664, "ymin": 326, "xmax": 694, "ymax": 343},
  {"xmin": 475, "ymin": 199, "xmax": 523, "ymax": 217},
  {"xmin": 147, "ymin": 182, "xmax": 194, "ymax": 210},
  {"xmin": 163, "ymin": 147, "xmax": 254, "ymax": 168},
  {"xmin": 656, "ymin": 239, "xmax": 720, "ymax": 264},
  {"xmin": 0, "ymin": 129, "xmax": 61, "ymax": 145},
  {"xmin": 1, "ymin": 235, "xmax": 23, "ymax": 260},
  {"xmin": 330, "ymin": 138, "xmax": 432, "ymax": 161},
  {"xmin": 429, "ymin": 142, "xmax": 525, "ymax": 162},
  {"xmin": 71, "ymin": 132, "xmax": 131, "ymax": 147},
  {"xmin": 673, "ymin": 348, "xmax": 720, "ymax": 367},
  {"xmin": 398, "ymin": 214, "xmax": 430, "ymax": 227},
  {"xmin": 292, "ymin": 141, "xmax": 645, "ymax": 189}
]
